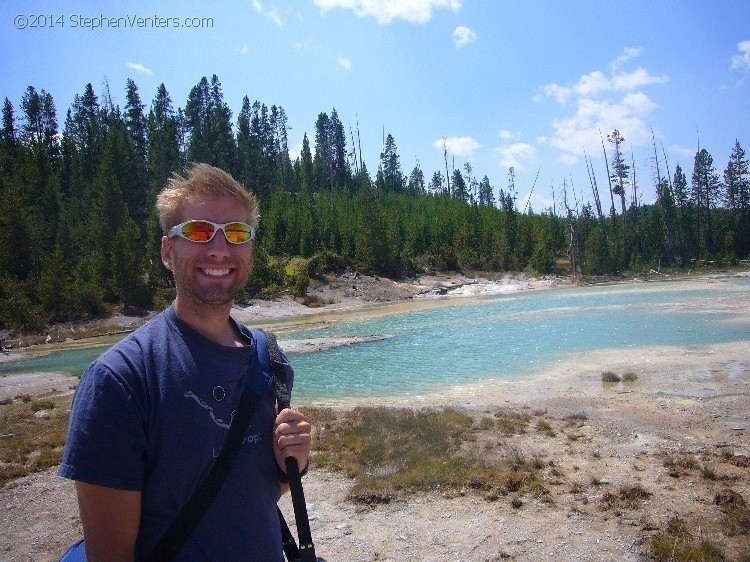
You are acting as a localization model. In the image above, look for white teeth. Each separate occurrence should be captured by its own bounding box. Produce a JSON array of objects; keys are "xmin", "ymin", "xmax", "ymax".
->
[{"xmin": 203, "ymin": 269, "xmax": 230, "ymax": 277}]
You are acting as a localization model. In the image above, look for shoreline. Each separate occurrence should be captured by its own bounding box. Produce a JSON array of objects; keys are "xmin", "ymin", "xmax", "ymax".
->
[{"xmin": 4, "ymin": 268, "xmax": 746, "ymax": 364}]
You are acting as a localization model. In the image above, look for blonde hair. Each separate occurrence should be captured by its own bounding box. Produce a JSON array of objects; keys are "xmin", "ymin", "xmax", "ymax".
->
[{"xmin": 156, "ymin": 163, "xmax": 259, "ymax": 234}]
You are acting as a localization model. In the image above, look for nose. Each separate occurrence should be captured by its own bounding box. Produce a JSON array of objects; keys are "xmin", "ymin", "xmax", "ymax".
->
[{"xmin": 206, "ymin": 228, "xmax": 231, "ymax": 257}]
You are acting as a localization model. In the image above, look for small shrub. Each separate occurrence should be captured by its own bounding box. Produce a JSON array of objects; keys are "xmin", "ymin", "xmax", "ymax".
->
[
  {"xmin": 663, "ymin": 453, "xmax": 700, "ymax": 471},
  {"xmin": 495, "ymin": 412, "xmax": 530, "ymax": 436},
  {"xmin": 601, "ymin": 371, "xmax": 621, "ymax": 383},
  {"xmin": 478, "ymin": 416, "xmax": 495, "ymax": 430},
  {"xmin": 536, "ymin": 419, "xmax": 556, "ymax": 437},
  {"xmin": 622, "ymin": 372, "xmax": 638, "ymax": 382},
  {"xmin": 701, "ymin": 465, "xmax": 717, "ymax": 480},
  {"xmin": 618, "ymin": 484, "xmax": 652, "ymax": 508},
  {"xmin": 31, "ymin": 399, "xmax": 56, "ymax": 412},
  {"xmin": 724, "ymin": 506, "xmax": 750, "ymax": 536}
]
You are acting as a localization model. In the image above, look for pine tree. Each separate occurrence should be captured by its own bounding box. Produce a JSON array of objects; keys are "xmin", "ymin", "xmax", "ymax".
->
[
  {"xmin": 451, "ymin": 168, "xmax": 468, "ymax": 202},
  {"xmin": 428, "ymin": 170, "xmax": 445, "ymax": 194},
  {"xmin": 313, "ymin": 112, "xmax": 333, "ymax": 191},
  {"xmin": 184, "ymin": 77, "xmax": 211, "ymax": 164},
  {"xmin": 691, "ymin": 149, "xmax": 721, "ymax": 258},
  {"xmin": 379, "ymin": 133, "xmax": 405, "ymax": 192},
  {"xmin": 298, "ymin": 133, "xmax": 314, "ymax": 194},
  {"xmin": 208, "ymin": 75, "xmax": 235, "ymax": 173},
  {"xmin": 407, "ymin": 164, "xmax": 425, "ymax": 193},
  {"xmin": 330, "ymin": 108, "xmax": 350, "ymax": 189},
  {"xmin": 723, "ymin": 140, "xmax": 750, "ymax": 258},
  {"xmin": 478, "ymin": 175, "xmax": 494, "ymax": 207}
]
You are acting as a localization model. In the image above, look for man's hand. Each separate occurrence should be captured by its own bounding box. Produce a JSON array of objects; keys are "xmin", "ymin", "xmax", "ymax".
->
[{"xmin": 273, "ymin": 408, "xmax": 312, "ymax": 477}]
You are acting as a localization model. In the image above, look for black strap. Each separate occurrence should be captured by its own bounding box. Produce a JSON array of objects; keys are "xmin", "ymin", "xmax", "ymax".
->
[
  {"xmin": 265, "ymin": 331, "xmax": 318, "ymax": 562},
  {"xmin": 278, "ymin": 505, "xmax": 301, "ymax": 560},
  {"xmin": 148, "ymin": 383, "xmax": 261, "ymax": 561}
]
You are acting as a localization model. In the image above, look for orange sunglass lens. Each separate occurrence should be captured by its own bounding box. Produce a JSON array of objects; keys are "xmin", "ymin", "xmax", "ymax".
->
[
  {"xmin": 224, "ymin": 223, "xmax": 252, "ymax": 243},
  {"xmin": 181, "ymin": 221, "xmax": 215, "ymax": 242}
]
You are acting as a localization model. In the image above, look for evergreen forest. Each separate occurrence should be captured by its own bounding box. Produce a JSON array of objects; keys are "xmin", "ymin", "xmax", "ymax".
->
[{"xmin": 1, "ymin": 75, "xmax": 749, "ymax": 332}]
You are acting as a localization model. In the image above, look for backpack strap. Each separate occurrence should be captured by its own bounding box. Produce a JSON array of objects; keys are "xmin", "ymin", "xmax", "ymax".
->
[{"xmin": 259, "ymin": 329, "xmax": 318, "ymax": 562}]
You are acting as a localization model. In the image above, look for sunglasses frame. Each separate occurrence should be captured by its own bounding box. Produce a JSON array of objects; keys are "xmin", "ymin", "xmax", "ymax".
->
[{"xmin": 167, "ymin": 220, "xmax": 256, "ymax": 244}]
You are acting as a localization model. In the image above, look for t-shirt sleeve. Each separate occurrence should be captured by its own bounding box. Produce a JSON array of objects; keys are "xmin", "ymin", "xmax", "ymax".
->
[{"xmin": 58, "ymin": 359, "xmax": 147, "ymax": 491}]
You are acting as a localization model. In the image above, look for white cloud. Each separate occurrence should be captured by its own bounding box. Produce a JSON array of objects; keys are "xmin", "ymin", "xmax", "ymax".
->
[
  {"xmin": 252, "ymin": 0, "xmax": 284, "ymax": 26},
  {"xmin": 337, "ymin": 56, "xmax": 352, "ymax": 71},
  {"xmin": 611, "ymin": 46, "xmax": 643, "ymax": 71},
  {"xmin": 493, "ymin": 142, "xmax": 537, "ymax": 172},
  {"xmin": 670, "ymin": 144, "xmax": 696, "ymax": 162},
  {"xmin": 314, "ymin": 0, "xmax": 462, "ymax": 24},
  {"xmin": 731, "ymin": 40, "xmax": 750, "ymax": 72},
  {"xmin": 519, "ymin": 192, "xmax": 554, "ymax": 214},
  {"xmin": 238, "ymin": 43, "xmax": 249, "ymax": 55},
  {"xmin": 126, "ymin": 62, "xmax": 153, "ymax": 75},
  {"xmin": 547, "ymin": 94, "xmax": 657, "ymax": 159},
  {"xmin": 543, "ymin": 66, "xmax": 668, "ymax": 104},
  {"xmin": 433, "ymin": 136, "xmax": 481, "ymax": 157},
  {"xmin": 453, "ymin": 26, "xmax": 476, "ymax": 48},
  {"xmin": 539, "ymin": 47, "xmax": 668, "ymax": 164},
  {"xmin": 498, "ymin": 129, "xmax": 516, "ymax": 141},
  {"xmin": 557, "ymin": 153, "xmax": 579, "ymax": 166}
]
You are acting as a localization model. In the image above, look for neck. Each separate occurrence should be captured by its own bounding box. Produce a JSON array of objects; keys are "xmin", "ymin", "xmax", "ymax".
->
[{"xmin": 173, "ymin": 298, "xmax": 242, "ymax": 347}]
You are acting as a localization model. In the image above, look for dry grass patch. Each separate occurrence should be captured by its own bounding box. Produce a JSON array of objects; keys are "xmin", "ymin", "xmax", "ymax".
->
[
  {"xmin": 306, "ymin": 406, "xmax": 547, "ymax": 504},
  {"xmin": 650, "ymin": 517, "xmax": 725, "ymax": 561},
  {"xmin": 0, "ymin": 395, "xmax": 70, "ymax": 488}
]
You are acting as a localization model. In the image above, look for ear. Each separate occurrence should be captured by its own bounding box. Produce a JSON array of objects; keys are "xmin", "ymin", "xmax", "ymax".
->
[{"xmin": 161, "ymin": 235, "xmax": 173, "ymax": 270}]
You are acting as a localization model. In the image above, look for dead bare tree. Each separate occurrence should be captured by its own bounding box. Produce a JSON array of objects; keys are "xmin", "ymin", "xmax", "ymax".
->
[
  {"xmin": 599, "ymin": 130, "xmax": 618, "ymax": 229},
  {"xmin": 561, "ymin": 179, "xmax": 580, "ymax": 280},
  {"xmin": 442, "ymin": 139, "xmax": 451, "ymax": 195},
  {"xmin": 651, "ymin": 130, "xmax": 677, "ymax": 264},
  {"xmin": 585, "ymin": 151, "xmax": 608, "ymax": 241}
]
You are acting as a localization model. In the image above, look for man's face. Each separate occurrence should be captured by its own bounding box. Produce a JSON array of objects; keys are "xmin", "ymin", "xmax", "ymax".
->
[{"xmin": 161, "ymin": 195, "xmax": 254, "ymax": 312}]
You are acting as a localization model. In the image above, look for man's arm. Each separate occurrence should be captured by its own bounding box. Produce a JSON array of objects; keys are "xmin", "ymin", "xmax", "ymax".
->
[{"xmin": 75, "ymin": 481, "xmax": 142, "ymax": 562}]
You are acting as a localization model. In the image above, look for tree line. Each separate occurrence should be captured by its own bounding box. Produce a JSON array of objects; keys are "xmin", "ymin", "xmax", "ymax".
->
[{"xmin": 1, "ymin": 75, "xmax": 748, "ymax": 332}]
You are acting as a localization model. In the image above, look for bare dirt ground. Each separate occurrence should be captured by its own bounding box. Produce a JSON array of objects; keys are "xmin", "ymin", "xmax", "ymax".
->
[{"xmin": 2, "ymin": 271, "xmax": 749, "ymax": 561}]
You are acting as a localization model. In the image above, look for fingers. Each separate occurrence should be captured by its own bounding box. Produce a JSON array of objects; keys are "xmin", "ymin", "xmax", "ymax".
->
[{"xmin": 274, "ymin": 409, "xmax": 312, "ymax": 470}]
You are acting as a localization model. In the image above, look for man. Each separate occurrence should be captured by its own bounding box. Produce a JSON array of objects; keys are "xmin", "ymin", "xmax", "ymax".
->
[{"xmin": 59, "ymin": 163, "xmax": 311, "ymax": 561}]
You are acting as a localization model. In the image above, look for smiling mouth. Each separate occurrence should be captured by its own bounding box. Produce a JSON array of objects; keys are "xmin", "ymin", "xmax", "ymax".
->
[{"xmin": 202, "ymin": 268, "xmax": 231, "ymax": 277}]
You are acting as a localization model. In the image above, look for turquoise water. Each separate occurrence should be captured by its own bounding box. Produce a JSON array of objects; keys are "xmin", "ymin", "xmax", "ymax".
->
[
  {"xmin": 285, "ymin": 277, "xmax": 750, "ymax": 401},
  {"xmin": 3, "ymin": 278, "xmax": 749, "ymax": 402}
]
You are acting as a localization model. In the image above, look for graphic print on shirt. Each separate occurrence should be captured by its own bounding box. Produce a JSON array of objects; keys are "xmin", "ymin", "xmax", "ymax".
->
[
  {"xmin": 184, "ymin": 387, "xmax": 264, "ymax": 457},
  {"xmin": 184, "ymin": 390, "xmax": 233, "ymax": 428}
]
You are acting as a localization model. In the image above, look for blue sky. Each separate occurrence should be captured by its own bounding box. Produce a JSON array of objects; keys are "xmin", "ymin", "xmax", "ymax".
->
[{"xmin": 3, "ymin": 0, "xmax": 749, "ymax": 213}]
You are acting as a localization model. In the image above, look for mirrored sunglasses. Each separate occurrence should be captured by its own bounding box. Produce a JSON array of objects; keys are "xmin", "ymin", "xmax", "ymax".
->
[{"xmin": 168, "ymin": 220, "xmax": 255, "ymax": 244}]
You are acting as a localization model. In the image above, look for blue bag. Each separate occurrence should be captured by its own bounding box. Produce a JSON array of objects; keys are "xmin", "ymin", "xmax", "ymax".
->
[{"xmin": 60, "ymin": 538, "xmax": 85, "ymax": 561}]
